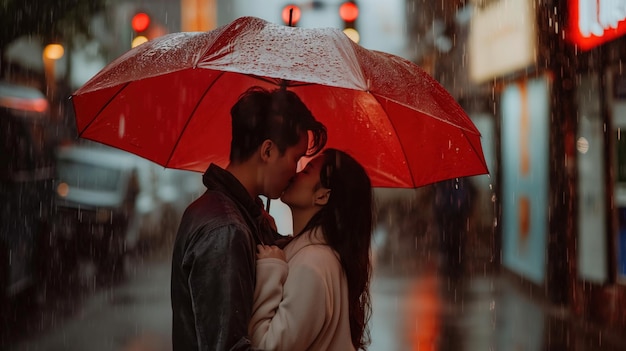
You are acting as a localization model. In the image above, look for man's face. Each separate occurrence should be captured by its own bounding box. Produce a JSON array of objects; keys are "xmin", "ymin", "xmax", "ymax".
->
[{"xmin": 263, "ymin": 133, "xmax": 309, "ymax": 199}]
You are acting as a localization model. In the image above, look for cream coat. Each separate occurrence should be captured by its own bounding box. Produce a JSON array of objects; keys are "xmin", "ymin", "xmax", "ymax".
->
[{"xmin": 249, "ymin": 228, "xmax": 355, "ymax": 351}]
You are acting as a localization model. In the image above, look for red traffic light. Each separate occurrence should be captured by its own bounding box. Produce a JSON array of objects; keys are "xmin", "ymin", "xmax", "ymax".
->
[
  {"xmin": 282, "ymin": 4, "xmax": 301, "ymax": 26},
  {"xmin": 132, "ymin": 12, "xmax": 151, "ymax": 32},
  {"xmin": 339, "ymin": 2, "xmax": 359, "ymax": 22}
]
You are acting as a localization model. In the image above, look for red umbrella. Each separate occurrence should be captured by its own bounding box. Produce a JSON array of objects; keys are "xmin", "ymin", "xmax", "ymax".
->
[{"xmin": 72, "ymin": 16, "xmax": 488, "ymax": 188}]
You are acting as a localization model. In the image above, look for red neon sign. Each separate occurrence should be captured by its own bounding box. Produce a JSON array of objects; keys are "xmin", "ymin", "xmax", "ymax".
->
[{"xmin": 567, "ymin": 0, "xmax": 626, "ymax": 50}]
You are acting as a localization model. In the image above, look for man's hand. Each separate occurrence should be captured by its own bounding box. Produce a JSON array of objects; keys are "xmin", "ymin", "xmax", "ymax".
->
[{"xmin": 256, "ymin": 245, "xmax": 286, "ymax": 262}]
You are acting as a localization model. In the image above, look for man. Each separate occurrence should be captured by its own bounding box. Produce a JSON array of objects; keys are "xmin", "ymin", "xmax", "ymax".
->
[{"xmin": 171, "ymin": 86, "xmax": 327, "ymax": 350}]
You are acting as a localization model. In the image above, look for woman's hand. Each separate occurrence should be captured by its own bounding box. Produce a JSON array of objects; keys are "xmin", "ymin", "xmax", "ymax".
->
[{"xmin": 256, "ymin": 244, "xmax": 286, "ymax": 262}]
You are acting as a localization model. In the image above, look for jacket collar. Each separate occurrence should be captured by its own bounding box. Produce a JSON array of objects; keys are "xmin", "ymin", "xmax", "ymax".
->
[
  {"xmin": 202, "ymin": 163, "xmax": 263, "ymax": 221},
  {"xmin": 284, "ymin": 227, "xmax": 328, "ymax": 260}
]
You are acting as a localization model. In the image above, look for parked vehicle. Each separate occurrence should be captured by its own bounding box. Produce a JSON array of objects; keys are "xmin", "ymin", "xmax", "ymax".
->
[
  {"xmin": 53, "ymin": 141, "xmax": 203, "ymax": 281},
  {"xmin": 54, "ymin": 144, "xmax": 140, "ymax": 281},
  {"xmin": 117, "ymin": 155, "xmax": 200, "ymax": 251},
  {"xmin": 0, "ymin": 82, "xmax": 57, "ymax": 303}
]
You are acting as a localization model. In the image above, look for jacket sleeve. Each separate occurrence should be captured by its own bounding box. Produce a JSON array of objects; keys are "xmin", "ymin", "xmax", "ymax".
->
[
  {"xmin": 185, "ymin": 223, "xmax": 259, "ymax": 351},
  {"xmin": 249, "ymin": 248, "xmax": 330, "ymax": 350}
]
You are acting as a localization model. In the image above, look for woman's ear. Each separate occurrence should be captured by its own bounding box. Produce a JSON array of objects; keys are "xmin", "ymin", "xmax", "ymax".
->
[{"xmin": 314, "ymin": 188, "xmax": 331, "ymax": 206}]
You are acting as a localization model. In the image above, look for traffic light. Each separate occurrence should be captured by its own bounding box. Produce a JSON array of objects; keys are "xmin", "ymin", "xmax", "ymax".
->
[
  {"xmin": 281, "ymin": 4, "xmax": 301, "ymax": 26},
  {"xmin": 339, "ymin": 1, "xmax": 359, "ymax": 43},
  {"xmin": 131, "ymin": 12, "xmax": 151, "ymax": 47}
]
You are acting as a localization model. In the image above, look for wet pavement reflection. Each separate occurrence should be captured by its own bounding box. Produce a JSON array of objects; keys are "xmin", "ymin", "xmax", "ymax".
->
[
  {"xmin": 3, "ymin": 241, "xmax": 626, "ymax": 350},
  {"xmin": 370, "ymin": 257, "xmax": 626, "ymax": 351}
]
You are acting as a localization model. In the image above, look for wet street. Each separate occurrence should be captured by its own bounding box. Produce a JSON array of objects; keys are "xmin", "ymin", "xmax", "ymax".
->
[
  {"xmin": 2, "ymin": 247, "xmax": 174, "ymax": 351},
  {"xmin": 3, "ymin": 242, "xmax": 626, "ymax": 351}
]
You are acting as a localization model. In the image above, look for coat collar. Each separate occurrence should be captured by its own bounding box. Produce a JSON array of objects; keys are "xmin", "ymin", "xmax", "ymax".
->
[
  {"xmin": 284, "ymin": 227, "xmax": 328, "ymax": 260},
  {"xmin": 202, "ymin": 163, "xmax": 281, "ymax": 245},
  {"xmin": 202, "ymin": 163, "xmax": 263, "ymax": 220}
]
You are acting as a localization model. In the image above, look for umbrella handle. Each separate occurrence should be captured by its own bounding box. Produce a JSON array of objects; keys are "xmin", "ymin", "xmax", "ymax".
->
[{"xmin": 265, "ymin": 198, "xmax": 271, "ymax": 212}]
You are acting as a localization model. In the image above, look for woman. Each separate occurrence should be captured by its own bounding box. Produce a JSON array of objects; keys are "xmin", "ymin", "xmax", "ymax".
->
[{"xmin": 248, "ymin": 148, "xmax": 373, "ymax": 350}]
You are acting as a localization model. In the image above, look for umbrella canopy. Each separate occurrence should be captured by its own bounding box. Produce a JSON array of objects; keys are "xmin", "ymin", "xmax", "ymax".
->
[{"xmin": 72, "ymin": 16, "xmax": 488, "ymax": 188}]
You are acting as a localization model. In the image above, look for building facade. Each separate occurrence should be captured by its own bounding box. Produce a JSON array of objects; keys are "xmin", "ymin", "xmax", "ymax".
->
[{"xmin": 410, "ymin": 0, "xmax": 626, "ymax": 335}]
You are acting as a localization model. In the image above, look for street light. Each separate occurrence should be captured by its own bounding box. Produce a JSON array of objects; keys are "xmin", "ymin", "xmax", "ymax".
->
[
  {"xmin": 132, "ymin": 36, "xmax": 149, "ymax": 48},
  {"xmin": 131, "ymin": 12, "xmax": 151, "ymax": 32},
  {"xmin": 339, "ymin": 1, "xmax": 360, "ymax": 43},
  {"xmin": 282, "ymin": 4, "xmax": 302, "ymax": 26},
  {"xmin": 43, "ymin": 44, "xmax": 64, "ymax": 60},
  {"xmin": 131, "ymin": 12, "xmax": 151, "ymax": 47},
  {"xmin": 42, "ymin": 43, "xmax": 65, "ymax": 121}
]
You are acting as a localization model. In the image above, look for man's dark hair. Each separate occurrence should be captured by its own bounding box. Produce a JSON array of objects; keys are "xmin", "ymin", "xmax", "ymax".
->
[{"xmin": 229, "ymin": 86, "xmax": 327, "ymax": 163}]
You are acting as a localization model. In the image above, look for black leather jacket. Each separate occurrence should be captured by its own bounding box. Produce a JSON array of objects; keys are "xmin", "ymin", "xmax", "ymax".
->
[{"xmin": 171, "ymin": 164, "xmax": 281, "ymax": 351}]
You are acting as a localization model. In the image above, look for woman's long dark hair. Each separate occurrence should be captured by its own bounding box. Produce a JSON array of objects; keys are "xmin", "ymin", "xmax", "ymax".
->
[{"xmin": 301, "ymin": 148, "xmax": 373, "ymax": 350}]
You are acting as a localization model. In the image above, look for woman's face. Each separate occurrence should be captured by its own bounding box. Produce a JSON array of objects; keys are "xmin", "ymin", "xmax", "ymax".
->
[{"xmin": 280, "ymin": 154, "xmax": 328, "ymax": 209}]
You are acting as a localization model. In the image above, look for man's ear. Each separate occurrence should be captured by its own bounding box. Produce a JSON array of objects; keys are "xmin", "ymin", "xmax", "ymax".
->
[
  {"xmin": 260, "ymin": 140, "xmax": 273, "ymax": 162},
  {"xmin": 314, "ymin": 188, "xmax": 331, "ymax": 206}
]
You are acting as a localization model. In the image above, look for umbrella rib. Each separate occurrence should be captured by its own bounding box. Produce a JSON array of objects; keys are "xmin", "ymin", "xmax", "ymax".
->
[
  {"xmin": 77, "ymin": 82, "xmax": 130, "ymax": 137},
  {"xmin": 374, "ymin": 97, "xmax": 419, "ymax": 188},
  {"xmin": 165, "ymin": 71, "xmax": 225, "ymax": 168},
  {"xmin": 461, "ymin": 131, "xmax": 490, "ymax": 175}
]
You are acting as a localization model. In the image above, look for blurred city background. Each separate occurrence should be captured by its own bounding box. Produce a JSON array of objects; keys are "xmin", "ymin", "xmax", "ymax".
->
[{"xmin": 1, "ymin": 0, "xmax": 626, "ymax": 350}]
